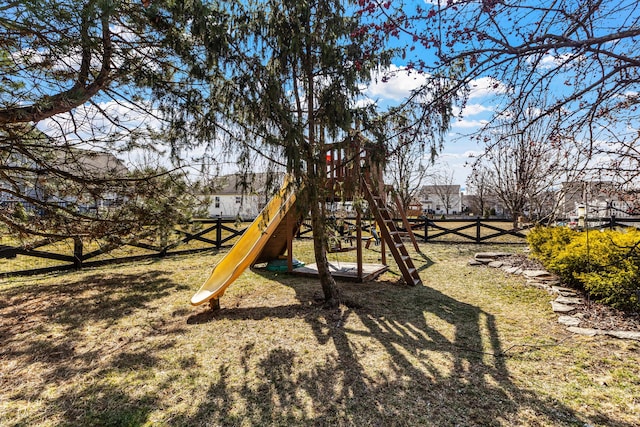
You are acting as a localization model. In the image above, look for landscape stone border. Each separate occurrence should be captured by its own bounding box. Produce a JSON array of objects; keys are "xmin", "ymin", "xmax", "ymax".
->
[{"xmin": 470, "ymin": 252, "xmax": 640, "ymax": 341}]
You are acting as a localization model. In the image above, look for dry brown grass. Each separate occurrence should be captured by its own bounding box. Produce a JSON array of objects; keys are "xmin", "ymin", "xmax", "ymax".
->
[{"xmin": 1, "ymin": 240, "xmax": 638, "ymax": 426}]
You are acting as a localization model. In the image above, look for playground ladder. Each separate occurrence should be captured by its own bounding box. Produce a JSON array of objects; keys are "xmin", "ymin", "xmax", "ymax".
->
[
  {"xmin": 391, "ymin": 192, "xmax": 421, "ymax": 253},
  {"xmin": 362, "ymin": 177, "xmax": 423, "ymax": 286}
]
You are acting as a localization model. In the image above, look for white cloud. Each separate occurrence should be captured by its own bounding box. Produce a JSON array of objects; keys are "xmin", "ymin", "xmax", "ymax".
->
[
  {"xmin": 467, "ymin": 77, "xmax": 507, "ymax": 99},
  {"xmin": 536, "ymin": 52, "xmax": 578, "ymax": 69},
  {"xmin": 353, "ymin": 97, "xmax": 375, "ymax": 109},
  {"xmin": 432, "ymin": 153, "xmax": 474, "ymax": 185},
  {"xmin": 451, "ymin": 118, "xmax": 489, "ymax": 129},
  {"xmin": 463, "ymin": 150, "xmax": 484, "ymax": 158},
  {"xmin": 457, "ymin": 103, "xmax": 493, "ymax": 117},
  {"xmin": 364, "ymin": 64, "xmax": 428, "ymax": 102}
]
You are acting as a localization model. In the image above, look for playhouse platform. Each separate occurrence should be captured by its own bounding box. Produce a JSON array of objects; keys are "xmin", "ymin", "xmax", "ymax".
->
[{"xmin": 293, "ymin": 262, "xmax": 388, "ymax": 282}]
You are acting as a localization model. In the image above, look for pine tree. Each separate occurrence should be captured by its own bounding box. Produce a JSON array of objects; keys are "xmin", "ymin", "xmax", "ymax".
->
[{"xmin": 226, "ymin": 0, "xmax": 390, "ymax": 307}]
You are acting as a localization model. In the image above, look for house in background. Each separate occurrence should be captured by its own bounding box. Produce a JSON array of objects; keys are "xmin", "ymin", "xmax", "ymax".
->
[
  {"xmin": 461, "ymin": 192, "xmax": 507, "ymax": 218},
  {"xmin": 419, "ymin": 184, "xmax": 463, "ymax": 215},
  {"xmin": 1, "ymin": 147, "xmax": 128, "ymax": 214},
  {"xmin": 54, "ymin": 150, "xmax": 129, "ymax": 213},
  {"xmin": 558, "ymin": 181, "xmax": 638, "ymax": 219},
  {"xmin": 206, "ymin": 172, "xmax": 284, "ymax": 220}
]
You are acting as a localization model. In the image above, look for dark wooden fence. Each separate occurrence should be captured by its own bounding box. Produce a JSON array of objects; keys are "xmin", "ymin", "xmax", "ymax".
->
[
  {"xmin": 406, "ymin": 215, "xmax": 640, "ymax": 244},
  {"xmin": 2, "ymin": 216, "xmax": 639, "ymax": 277},
  {"xmin": 0, "ymin": 218, "xmax": 248, "ymax": 278},
  {"xmin": 560, "ymin": 216, "xmax": 640, "ymax": 230},
  {"xmin": 297, "ymin": 217, "xmax": 531, "ymax": 244},
  {"xmin": 407, "ymin": 217, "xmax": 530, "ymax": 243}
]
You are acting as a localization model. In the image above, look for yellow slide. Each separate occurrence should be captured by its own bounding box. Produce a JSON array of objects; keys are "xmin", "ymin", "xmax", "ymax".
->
[{"xmin": 191, "ymin": 178, "xmax": 298, "ymax": 306}]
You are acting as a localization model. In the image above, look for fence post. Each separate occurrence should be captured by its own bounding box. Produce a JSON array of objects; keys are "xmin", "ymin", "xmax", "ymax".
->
[
  {"xmin": 476, "ymin": 217, "xmax": 481, "ymax": 243},
  {"xmin": 73, "ymin": 237, "xmax": 83, "ymax": 269},
  {"xmin": 424, "ymin": 218, "xmax": 429, "ymax": 242},
  {"xmin": 216, "ymin": 217, "xmax": 222, "ymax": 249},
  {"xmin": 610, "ymin": 215, "xmax": 616, "ymax": 230}
]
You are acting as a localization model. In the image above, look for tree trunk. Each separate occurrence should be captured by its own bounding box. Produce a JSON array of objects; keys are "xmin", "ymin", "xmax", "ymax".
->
[
  {"xmin": 309, "ymin": 189, "xmax": 340, "ymax": 308},
  {"xmin": 301, "ymin": 23, "xmax": 339, "ymax": 309}
]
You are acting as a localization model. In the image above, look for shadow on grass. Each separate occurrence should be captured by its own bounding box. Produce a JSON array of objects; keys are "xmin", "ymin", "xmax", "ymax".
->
[
  {"xmin": 416, "ymin": 251, "xmax": 435, "ymax": 272},
  {"xmin": 0, "ymin": 270, "xmax": 187, "ymax": 426},
  {"xmin": 2, "ymin": 256, "xmax": 633, "ymax": 426},
  {"xmin": 180, "ymin": 265, "xmax": 632, "ymax": 426}
]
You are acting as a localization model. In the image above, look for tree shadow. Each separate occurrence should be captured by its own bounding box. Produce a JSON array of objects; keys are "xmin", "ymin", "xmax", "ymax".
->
[
  {"xmin": 177, "ymin": 275, "xmax": 632, "ymax": 426},
  {"xmin": 415, "ymin": 251, "xmax": 435, "ymax": 272},
  {"xmin": 0, "ymin": 271, "xmax": 188, "ymax": 426},
  {"xmin": 2, "ymin": 257, "xmax": 633, "ymax": 426}
]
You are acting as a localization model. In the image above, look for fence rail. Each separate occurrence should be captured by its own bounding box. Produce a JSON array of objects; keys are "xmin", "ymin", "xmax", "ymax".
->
[
  {"xmin": 0, "ymin": 218, "xmax": 247, "ymax": 278},
  {"xmin": 404, "ymin": 217, "xmax": 530, "ymax": 244},
  {"xmin": 561, "ymin": 216, "xmax": 640, "ymax": 230},
  {"xmin": 406, "ymin": 215, "xmax": 640, "ymax": 243},
  {"xmin": 2, "ymin": 216, "xmax": 639, "ymax": 277}
]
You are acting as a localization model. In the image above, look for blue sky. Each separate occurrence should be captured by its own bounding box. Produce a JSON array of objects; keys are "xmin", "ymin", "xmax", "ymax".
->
[
  {"xmin": 33, "ymin": 0, "xmax": 631, "ymax": 192},
  {"xmin": 361, "ymin": 64, "xmax": 505, "ymax": 188},
  {"xmin": 356, "ymin": 0, "xmax": 640, "ymax": 190},
  {"xmin": 352, "ymin": 0, "xmax": 511, "ymax": 189}
]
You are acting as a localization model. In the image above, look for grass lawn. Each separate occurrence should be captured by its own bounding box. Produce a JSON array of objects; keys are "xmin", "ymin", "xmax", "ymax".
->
[{"xmin": 1, "ymin": 240, "xmax": 638, "ymax": 426}]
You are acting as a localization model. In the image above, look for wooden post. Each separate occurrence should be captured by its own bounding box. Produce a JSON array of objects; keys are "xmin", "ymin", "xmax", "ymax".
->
[
  {"xmin": 476, "ymin": 217, "xmax": 481, "ymax": 243},
  {"xmin": 216, "ymin": 217, "xmax": 222, "ymax": 249},
  {"xmin": 380, "ymin": 233, "xmax": 386, "ymax": 265},
  {"xmin": 424, "ymin": 217, "xmax": 429, "ymax": 242},
  {"xmin": 356, "ymin": 210, "xmax": 363, "ymax": 280},
  {"xmin": 287, "ymin": 210, "xmax": 294, "ymax": 272},
  {"xmin": 393, "ymin": 193, "xmax": 420, "ymax": 252},
  {"xmin": 73, "ymin": 237, "xmax": 83, "ymax": 269}
]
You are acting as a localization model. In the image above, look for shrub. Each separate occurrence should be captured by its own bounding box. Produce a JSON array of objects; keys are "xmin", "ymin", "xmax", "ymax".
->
[
  {"xmin": 579, "ymin": 265, "xmax": 639, "ymax": 310},
  {"xmin": 527, "ymin": 226, "xmax": 576, "ymax": 265},
  {"xmin": 545, "ymin": 230, "xmax": 612, "ymax": 289},
  {"xmin": 527, "ymin": 227, "xmax": 640, "ymax": 311}
]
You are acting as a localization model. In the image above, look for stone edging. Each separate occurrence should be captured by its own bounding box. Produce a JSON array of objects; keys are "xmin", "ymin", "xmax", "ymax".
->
[{"xmin": 470, "ymin": 252, "xmax": 640, "ymax": 341}]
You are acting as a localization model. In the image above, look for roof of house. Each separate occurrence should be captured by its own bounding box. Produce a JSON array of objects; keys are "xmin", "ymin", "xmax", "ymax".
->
[
  {"xmin": 421, "ymin": 184, "xmax": 461, "ymax": 194},
  {"xmin": 210, "ymin": 172, "xmax": 285, "ymax": 195},
  {"xmin": 561, "ymin": 181, "xmax": 622, "ymax": 202},
  {"xmin": 53, "ymin": 149, "xmax": 128, "ymax": 178}
]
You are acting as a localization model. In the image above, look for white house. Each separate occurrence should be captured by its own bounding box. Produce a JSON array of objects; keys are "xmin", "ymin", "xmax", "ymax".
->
[
  {"xmin": 206, "ymin": 172, "xmax": 284, "ymax": 220},
  {"xmin": 419, "ymin": 184, "xmax": 463, "ymax": 215},
  {"xmin": 559, "ymin": 181, "xmax": 638, "ymax": 219}
]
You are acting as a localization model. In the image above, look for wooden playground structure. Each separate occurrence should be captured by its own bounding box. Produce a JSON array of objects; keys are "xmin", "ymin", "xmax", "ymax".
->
[
  {"xmin": 280, "ymin": 132, "xmax": 422, "ymax": 286},
  {"xmin": 190, "ymin": 132, "xmax": 423, "ymax": 308}
]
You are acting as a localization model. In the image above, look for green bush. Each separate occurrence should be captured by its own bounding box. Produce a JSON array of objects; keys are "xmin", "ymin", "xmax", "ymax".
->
[{"xmin": 527, "ymin": 227, "xmax": 640, "ymax": 311}]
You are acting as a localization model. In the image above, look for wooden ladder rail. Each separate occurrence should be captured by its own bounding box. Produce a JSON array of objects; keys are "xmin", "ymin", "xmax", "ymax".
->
[
  {"xmin": 362, "ymin": 178, "xmax": 422, "ymax": 286},
  {"xmin": 392, "ymin": 192, "xmax": 421, "ymax": 253}
]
